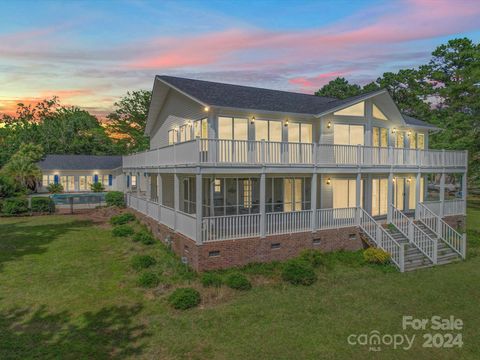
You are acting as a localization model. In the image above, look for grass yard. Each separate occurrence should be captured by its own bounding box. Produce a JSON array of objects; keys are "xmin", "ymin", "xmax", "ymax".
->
[{"xmin": 1, "ymin": 203, "xmax": 480, "ymax": 359}]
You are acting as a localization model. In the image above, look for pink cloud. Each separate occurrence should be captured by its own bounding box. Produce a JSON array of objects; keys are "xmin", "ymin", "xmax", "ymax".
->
[{"xmin": 289, "ymin": 71, "xmax": 349, "ymax": 93}]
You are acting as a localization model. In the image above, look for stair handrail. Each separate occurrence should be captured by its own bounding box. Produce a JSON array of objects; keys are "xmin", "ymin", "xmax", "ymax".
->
[
  {"xmin": 390, "ymin": 204, "xmax": 437, "ymax": 263},
  {"xmin": 358, "ymin": 207, "xmax": 405, "ymax": 272},
  {"xmin": 417, "ymin": 202, "xmax": 465, "ymax": 259}
]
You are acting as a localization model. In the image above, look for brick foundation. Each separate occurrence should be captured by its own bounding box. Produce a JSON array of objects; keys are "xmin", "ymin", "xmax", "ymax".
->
[{"xmin": 128, "ymin": 209, "xmax": 364, "ymax": 271}]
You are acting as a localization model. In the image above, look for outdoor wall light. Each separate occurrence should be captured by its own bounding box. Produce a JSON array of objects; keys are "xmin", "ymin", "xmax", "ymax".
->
[
  {"xmin": 392, "ymin": 128, "xmax": 396, "ymax": 134},
  {"xmin": 327, "ymin": 121, "xmax": 332, "ymax": 129},
  {"xmin": 407, "ymin": 177, "xmax": 411, "ymax": 183},
  {"xmin": 392, "ymin": 177, "xmax": 396, "ymax": 183},
  {"xmin": 407, "ymin": 130, "xmax": 412, "ymax": 137},
  {"xmin": 204, "ymin": 106, "xmax": 210, "ymax": 112},
  {"xmin": 326, "ymin": 177, "xmax": 331, "ymax": 185},
  {"xmin": 284, "ymin": 118, "xmax": 289, "ymax": 127},
  {"xmin": 251, "ymin": 116, "xmax": 255, "ymax": 124}
]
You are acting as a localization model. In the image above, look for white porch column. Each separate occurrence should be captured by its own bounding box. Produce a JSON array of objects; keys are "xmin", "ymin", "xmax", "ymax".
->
[
  {"xmin": 311, "ymin": 173, "xmax": 317, "ymax": 232},
  {"xmin": 355, "ymin": 172, "xmax": 361, "ymax": 225},
  {"xmin": 439, "ymin": 173, "xmax": 445, "ymax": 218},
  {"xmin": 195, "ymin": 173, "xmax": 203, "ymax": 244},
  {"xmin": 174, "ymin": 173, "xmax": 180, "ymax": 230},
  {"xmin": 136, "ymin": 172, "xmax": 141, "ymax": 196},
  {"xmin": 260, "ymin": 172, "xmax": 266, "ymax": 237},
  {"xmin": 146, "ymin": 174, "xmax": 151, "ymax": 200},
  {"xmin": 415, "ymin": 172, "xmax": 421, "ymax": 219},
  {"xmin": 387, "ymin": 172, "xmax": 394, "ymax": 222},
  {"xmin": 462, "ymin": 172, "xmax": 468, "ymax": 214}
]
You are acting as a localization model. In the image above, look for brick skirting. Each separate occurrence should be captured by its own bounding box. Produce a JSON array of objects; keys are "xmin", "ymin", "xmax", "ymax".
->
[{"xmin": 128, "ymin": 209, "xmax": 365, "ymax": 271}]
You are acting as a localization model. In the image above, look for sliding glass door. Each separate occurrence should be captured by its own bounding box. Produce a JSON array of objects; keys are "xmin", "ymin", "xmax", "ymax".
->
[{"xmin": 218, "ymin": 117, "xmax": 248, "ymax": 162}]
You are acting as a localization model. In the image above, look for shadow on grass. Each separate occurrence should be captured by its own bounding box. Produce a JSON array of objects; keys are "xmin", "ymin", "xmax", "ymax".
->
[
  {"xmin": 0, "ymin": 304, "xmax": 149, "ymax": 359},
  {"xmin": 0, "ymin": 219, "xmax": 92, "ymax": 272}
]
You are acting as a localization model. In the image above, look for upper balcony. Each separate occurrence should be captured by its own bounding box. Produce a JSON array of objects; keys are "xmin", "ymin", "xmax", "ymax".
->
[{"xmin": 123, "ymin": 139, "xmax": 468, "ymax": 171}]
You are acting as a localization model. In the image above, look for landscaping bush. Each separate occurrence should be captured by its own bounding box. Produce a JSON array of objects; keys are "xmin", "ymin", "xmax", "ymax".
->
[
  {"xmin": 112, "ymin": 224, "xmax": 134, "ymax": 237},
  {"xmin": 363, "ymin": 248, "xmax": 391, "ymax": 265},
  {"xmin": 133, "ymin": 230, "xmax": 155, "ymax": 245},
  {"xmin": 298, "ymin": 249, "xmax": 325, "ymax": 267},
  {"xmin": 131, "ymin": 255, "xmax": 156, "ymax": 270},
  {"xmin": 105, "ymin": 191, "xmax": 125, "ymax": 207},
  {"xmin": 281, "ymin": 259, "xmax": 317, "ymax": 286},
  {"xmin": 137, "ymin": 272, "xmax": 160, "ymax": 288},
  {"xmin": 168, "ymin": 288, "xmax": 201, "ymax": 310},
  {"xmin": 0, "ymin": 174, "xmax": 17, "ymax": 198},
  {"xmin": 31, "ymin": 197, "xmax": 55, "ymax": 213},
  {"xmin": 90, "ymin": 182, "xmax": 105, "ymax": 192},
  {"xmin": 110, "ymin": 212, "xmax": 135, "ymax": 225},
  {"xmin": 1, "ymin": 197, "xmax": 29, "ymax": 215},
  {"xmin": 225, "ymin": 273, "xmax": 252, "ymax": 290},
  {"xmin": 47, "ymin": 183, "xmax": 63, "ymax": 194},
  {"xmin": 201, "ymin": 272, "xmax": 223, "ymax": 288}
]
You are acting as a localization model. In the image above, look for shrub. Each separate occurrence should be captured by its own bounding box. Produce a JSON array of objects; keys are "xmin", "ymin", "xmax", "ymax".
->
[
  {"xmin": 110, "ymin": 212, "xmax": 135, "ymax": 225},
  {"xmin": 137, "ymin": 272, "xmax": 160, "ymax": 288},
  {"xmin": 363, "ymin": 248, "xmax": 391, "ymax": 264},
  {"xmin": 105, "ymin": 191, "xmax": 125, "ymax": 207},
  {"xmin": 225, "ymin": 273, "xmax": 252, "ymax": 290},
  {"xmin": 298, "ymin": 249, "xmax": 325, "ymax": 267},
  {"xmin": 131, "ymin": 255, "xmax": 156, "ymax": 270},
  {"xmin": 47, "ymin": 183, "xmax": 63, "ymax": 194},
  {"xmin": 281, "ymin": 259, "xmax": 317, "ymax": 286},
  {"xmin": 0, "ymin": 174, "xmax": 17, "ymax": 198},
  {"xmin": 168, "ymin": 288, "xmax": 201, "ymax": 310},
  {"xmin": 90, "ymin": 182, "xmax": 105, "ymax": 192},
  {"xmin": 133, "ymin": 230, "xmax": 155, "ymax": 245},
  {"xmin": 111, "ymin": 224, "xmax": 134, "ymax": 237},
  {"xmin": 201, "ymin": 272, "xmax": 223, "ymax": 288},
  {"xmin": 2, "ymin": 197, "xmax": 29, "ymax": 215},
  {"xmin": 31, "ymin": 197, "xmax": 55, "ymax": 213}
]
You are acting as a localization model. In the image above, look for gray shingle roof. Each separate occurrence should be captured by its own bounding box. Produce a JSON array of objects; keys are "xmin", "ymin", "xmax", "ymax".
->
[
  {"xmin": 38, "ymin": 155, "xmax": 122, "ymax": 170},
  {"xmin": 402, "ymin": 114, "xmax": 439, "ymax": 129},
  {"xmin": 158, "ymin": 75, "xmax": 339, "ymax": 115}
]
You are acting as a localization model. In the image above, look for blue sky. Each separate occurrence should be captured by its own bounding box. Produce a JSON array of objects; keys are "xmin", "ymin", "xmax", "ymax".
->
[{"xmin": 0, "ymin": 0, "xmax": 479, "ymax": 117}]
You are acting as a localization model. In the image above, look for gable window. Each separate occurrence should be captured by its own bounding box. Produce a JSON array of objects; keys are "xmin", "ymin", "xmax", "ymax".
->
[
  {"xmin": 255, "ymin": 120, "xmax": 282, "ymax": 142},
  {"xmin": 168, "ymin": 129, "xmax": 177, "ymax": 145},
  {"xmin": 333, "ymin": 124, "xmax": 364, "ymax": 145},
  {"xmin": 372, "ymin": 104, "xmax": 388, "ymax": 120},
  {"xmin": 288, "ymin": 123, "xmax": 312, "ymax": 143},
  {"xmin": 372, "ymin": 127, "xmax": 388, "ymax": 147},
  {"xmin": 333, "ymin": 102, "xmax": 365, "ymax": 117}
]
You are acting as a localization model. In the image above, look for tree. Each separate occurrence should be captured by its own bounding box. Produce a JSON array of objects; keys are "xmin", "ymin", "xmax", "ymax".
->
[
  {"xmin": 107, "ymin": 90, "xmax": 151, "ymax": 153},
  {"xmin": 315, "ymin": 77, "xmax": 362, "ymax": 99},
  {"xmin": 1, "ymin": 143, "xmax": 43, "ymax": 191}
]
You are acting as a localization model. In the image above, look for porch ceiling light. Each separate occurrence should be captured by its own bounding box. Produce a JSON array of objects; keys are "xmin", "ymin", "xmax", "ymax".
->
[{"xmin": 326, "ymin": 177, "xmax": 331, "ymax": 185}]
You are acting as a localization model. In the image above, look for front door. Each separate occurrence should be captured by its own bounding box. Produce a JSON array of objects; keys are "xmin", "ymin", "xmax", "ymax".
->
[{"xmin": 394, "ymin": 177, "xmax": 405, "ymax": 211}]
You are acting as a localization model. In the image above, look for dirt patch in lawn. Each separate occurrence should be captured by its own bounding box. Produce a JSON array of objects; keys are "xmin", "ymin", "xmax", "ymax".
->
[{"xmin": 73, "ymin": 207, "xmax": 125, "ymax": 227}]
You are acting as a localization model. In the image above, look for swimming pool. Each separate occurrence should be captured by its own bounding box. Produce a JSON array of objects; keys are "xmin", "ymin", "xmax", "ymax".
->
[{"xmin": 50, "ymin": 192, "xmax": 107, "ymax": 205}]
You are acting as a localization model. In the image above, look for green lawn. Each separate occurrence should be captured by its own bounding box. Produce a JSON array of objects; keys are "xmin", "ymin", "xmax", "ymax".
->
[{"xmin": 1, "ymin": 203, "xmax": 480, "ymax": 359}]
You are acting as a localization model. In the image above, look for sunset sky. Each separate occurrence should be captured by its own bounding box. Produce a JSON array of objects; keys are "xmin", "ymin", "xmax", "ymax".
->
[{"xmin": 1, "ymin": 0, "xmax": 479, "ymax": 118}]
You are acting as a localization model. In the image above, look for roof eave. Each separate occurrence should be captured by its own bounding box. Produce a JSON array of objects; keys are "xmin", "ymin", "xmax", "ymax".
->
[{"xmin": 313, "ymin": 89, "xmax": 388, "ymax": 117}]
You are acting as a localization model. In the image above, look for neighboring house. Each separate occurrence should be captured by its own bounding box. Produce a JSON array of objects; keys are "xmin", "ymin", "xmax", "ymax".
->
[
  {"xmin": 123, "ymin": 75, "xmax": 468, "ymax": 272},
  {"xmin": 37, "ymin": 155, "xmax": 124, "ymax": 192}
]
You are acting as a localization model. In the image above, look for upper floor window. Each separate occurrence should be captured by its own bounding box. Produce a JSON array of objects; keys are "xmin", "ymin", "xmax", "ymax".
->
[
  {"xmin": 218, "ymin": 117, "xmax": 248, "ymax": 140},
  {"xmin": 194, "ymin": 118, "xmax": 208, "ymax": 138},
  {"xmin": 334, "ymin": 102, "xmax": 365, "ymax": 117},
  {"xmin": 168, "ymin": 129, "xmax": 177, "ymax": 145},
  {"xmin": 255, "ymin": 119, "xmax": 282, "ymax": 142},
  {"xmin": 333, "ymin": 124, "xmax": 364, "ymax": 145},
  {"xmin": 179, "ymin": 123, "xmax": 192, "ymax": 142},
  {"xmin": 417, "ymin": 133, "xmax": 425, "ymax": 150},
  {"xmin": 372, "ymin": 104, "xmax": 388, "ymax": 120},
  {"xmin": 372, "ymin": 127, "xmax": 388, "ymax": 147},
  {"xmin": 288, "ymin": 123, "xmax": 312, "ymax": 143}
]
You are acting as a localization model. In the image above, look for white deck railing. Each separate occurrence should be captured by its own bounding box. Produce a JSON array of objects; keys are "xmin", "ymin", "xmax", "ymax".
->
[
  {"xmin": 391, "ymin": 204, "xmax": 437, "ymax": 263},
  {"xmin": 202, "ymin": 213, "xmax": 261, "ymax": 242},
  {"xmin": 123, "ymin": 139, "xmax": 467, "ymax": 168},
  {"xmin": 358, "ymin": 207, "xmax": 404, "ymax": 272},
  {"xmin": 316, "ymin": 207, "xmax": 357, "ymax": 229},
  {"xmin": 423, "ymin": 199, "xmax": 466, "ymax": 217},
  {"xmin": 266, "ymin": 210, "xmax": 312, "ymax": 235},
  {"xmin": 417, "ymin": 203, "xmax": 465, "ymax": 258}
]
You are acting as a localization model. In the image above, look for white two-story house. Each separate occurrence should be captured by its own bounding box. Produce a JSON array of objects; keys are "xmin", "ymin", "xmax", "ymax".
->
[{"xmin": 123, "ymin": 76, "xmax": 468, "ymax": 272}]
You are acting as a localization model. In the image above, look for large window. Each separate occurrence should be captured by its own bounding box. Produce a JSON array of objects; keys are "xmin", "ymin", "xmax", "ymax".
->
[
  {"xmin": 42, "ymin": 175, "xmax": 55, "ymax": 187},
  {"xmin": 79, "ymin": 176, "xmax": 93, "ymax": 191},
  {"xmin": 218, "ymin": 117, "xmax": 248, "ymax": 140},
  {"xmin": 182, "ymin": 177, "xmax": 196, "ymax": 214},
  {"xmin": 266, "ymin": 177, "xmax": 311, "ymax": 213},
  {"xmin": 168, "ymin": 129, "xmax": 177, "ymax": 145},
  {"xmin": 333, "ymin": 124, "xmax": 364, "ymax": 145},
  {"xmin": 255, "ymin": 120, "xmax": 282, "ymax": 142},
  {"xmin": 288, "ymin": 123, "xmax": 312, "ymax": 143},
  {"xmin": 332, "ymin": 179, "xmax": 362, "ymax": 209},
  {"xmin": 417, "ymin": 133, "xmax": 425, "ymax": 150},
  {"xmin": 333, "ymin": 102, "xmax": 365, "ymax": 117},
  {"xmin": 212, "ymin": 177, "xmax": 260, "ymax": 216},
  {"xmin": 60, "ymin": 176, "xmax": 75, "ymax": 192},
  {"xmin": 194, "ymin": 118, "xmax": 208, "ymax": 138},
  {"xmin": 396, "ymin": 132, "xmax": 405, "ymax": 148},
  {"xmin": 372, "ymin": 104, "xmax": 388, "ymax": 120},
  {"xmin": 372, "ymin": 178, "xmax": 388, "ymax": 216},
  {"xmin": 372, "ymin": 127, "xmax": 388, "ymax": 147},
  {"xmin": 409, "ymin": 132, "xmax": 416, "ymax": 149},
  {"xmin": 179, "ymin": 123, "xmax": 192, "ymax": 142}
]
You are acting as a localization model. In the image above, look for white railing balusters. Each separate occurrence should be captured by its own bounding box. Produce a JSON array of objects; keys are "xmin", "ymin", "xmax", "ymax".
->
[{"xmin": 202, "ymin": 213, "xmax": 261, "ymax": 242}]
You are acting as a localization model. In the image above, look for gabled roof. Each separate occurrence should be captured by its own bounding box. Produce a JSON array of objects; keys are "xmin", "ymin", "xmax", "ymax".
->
[
  {"xmin": 38, "ymin": 155, "xmax": 122, "ymax": 171},
  {"xmin": 402, "ymin": 114, "xmax": 439, "ymax": 130}
]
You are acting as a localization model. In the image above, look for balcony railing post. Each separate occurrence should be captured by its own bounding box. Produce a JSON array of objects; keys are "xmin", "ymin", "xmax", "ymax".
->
[
  {"xmin": 260, "ymin": 173, "xmax": 266, "ymax": 237},
  {"xmin": 311, "ymin": 173, "xmax": 317, "ymax": 232},
  {"xmin": 261, "ymin": 139, "xmax": 265, "ymax": 165}
]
